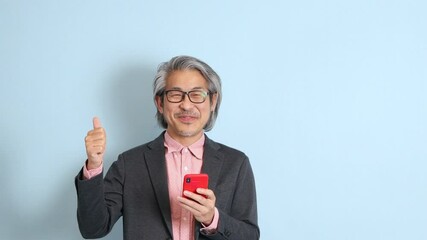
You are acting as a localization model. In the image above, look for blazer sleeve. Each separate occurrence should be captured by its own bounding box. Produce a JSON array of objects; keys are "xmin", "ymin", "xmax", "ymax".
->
[
  {"xmin": 203, "ymin": 155, "xmax": 260, "ymax": 240},
  {"xmin": 74, "ymin": 157, "xmax": 125, "ymax": 239}
]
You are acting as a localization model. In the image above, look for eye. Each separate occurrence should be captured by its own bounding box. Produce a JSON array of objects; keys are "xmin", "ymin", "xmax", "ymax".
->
[
  {"xmin": 168, "ymin": 91, "xmax": 183, "ymax": 98},
  {"xmin": 189, "ymin": 91, "xmax": 206, "ymax": 101},
  {"xmin": 189, "ymin": 91, "xmax": 202, "ymax": 98}
]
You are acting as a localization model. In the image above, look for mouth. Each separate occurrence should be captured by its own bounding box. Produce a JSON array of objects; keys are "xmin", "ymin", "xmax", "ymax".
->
[{"xmin": 175, "ymin": 113, "xmax": 199, "ymax": 123}]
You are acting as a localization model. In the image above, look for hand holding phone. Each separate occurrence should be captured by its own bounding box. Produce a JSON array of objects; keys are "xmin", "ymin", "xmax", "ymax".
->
[{"xmin": 182, "ymin": 174, "xmax": 209, "ymax": 198}]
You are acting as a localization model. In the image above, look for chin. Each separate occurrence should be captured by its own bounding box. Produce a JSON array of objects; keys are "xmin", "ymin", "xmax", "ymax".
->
[
  {"xmin": 176, "ymin": 128, "xmax": 204, "ymax": 138},
  {"xmin": 177, "ymin": 131, "xmax": 197, "ymax": 137}
]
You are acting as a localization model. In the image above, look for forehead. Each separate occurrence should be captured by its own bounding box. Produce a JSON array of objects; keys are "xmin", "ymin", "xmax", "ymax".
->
[{"xmin": 165, "ymin": 69, "xmax": 208, "ymax": 89}]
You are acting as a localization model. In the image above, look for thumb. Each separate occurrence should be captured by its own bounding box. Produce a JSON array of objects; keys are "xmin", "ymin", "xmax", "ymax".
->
[{"xmin": 93, "ymin": 117, "xmax": 102, "ymax": 129}]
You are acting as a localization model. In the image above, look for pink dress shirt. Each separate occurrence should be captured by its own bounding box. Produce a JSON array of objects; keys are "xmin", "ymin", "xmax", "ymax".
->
[{"xmin": 83, "ymin": 132, "xmax": 219, "ymax": 239}]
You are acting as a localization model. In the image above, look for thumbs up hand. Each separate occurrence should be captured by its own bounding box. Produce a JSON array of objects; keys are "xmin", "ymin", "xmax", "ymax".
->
[{"xmin": 84, "ymin": 117, "xmax": 106, "ymax": 169}]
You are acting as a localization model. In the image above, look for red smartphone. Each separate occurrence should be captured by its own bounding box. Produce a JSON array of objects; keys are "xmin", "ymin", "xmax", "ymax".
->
[{"xmin": 182, "ymin": 174, "xmax": 209, "ymax": 198}]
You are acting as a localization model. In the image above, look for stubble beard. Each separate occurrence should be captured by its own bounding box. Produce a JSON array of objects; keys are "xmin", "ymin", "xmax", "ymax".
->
[{"xmin": 176, "ymin": 126, "xmax": 203, "ymax": 138}]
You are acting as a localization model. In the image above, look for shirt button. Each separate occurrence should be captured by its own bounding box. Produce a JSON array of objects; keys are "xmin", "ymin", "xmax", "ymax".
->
[
  {"xmin": 183, "ymin": 217, "xmax": 187, "ymax": 221},
  {"xmin": 183, "ymin": 148, "xmax": 188, "ymax": 153},
  {"xmin": 184, "ymin": 166, "xmax": 188, "ymax": 172}
]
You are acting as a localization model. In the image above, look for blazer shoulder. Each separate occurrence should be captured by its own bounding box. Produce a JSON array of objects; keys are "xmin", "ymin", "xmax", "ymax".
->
[
  {"xmin": 119, "ymin": 133, "xmax": 164, "ymax": 158},
  {"xmin": 205, "ymin": 136, "xmax": 248, "ymax": 160}
]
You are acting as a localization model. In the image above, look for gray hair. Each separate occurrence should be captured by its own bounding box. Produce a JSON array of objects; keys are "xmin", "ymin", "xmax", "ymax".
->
[{"xmin": 153, "ymin": 55, "xmax": 222, "ymax": 131}]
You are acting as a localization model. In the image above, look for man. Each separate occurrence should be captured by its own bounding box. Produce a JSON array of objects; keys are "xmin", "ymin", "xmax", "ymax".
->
[{"xmin": 75, "ymin": 56, "xmax": 259, "ymax": 240}]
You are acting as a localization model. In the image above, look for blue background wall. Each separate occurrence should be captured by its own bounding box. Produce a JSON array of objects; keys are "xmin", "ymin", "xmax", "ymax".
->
[{"xmin": 1, "ymin": 0, "xmax": 426, "ymax": 239}]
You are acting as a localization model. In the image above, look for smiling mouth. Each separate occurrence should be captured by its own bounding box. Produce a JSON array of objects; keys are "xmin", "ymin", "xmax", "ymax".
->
[
  {"xmin": 178, "ymin": 115, "xmax": 197, "ymax": 122},
  {"xmin": 175, "ymin": 112, "xmax": 199, "ymax": 123}
]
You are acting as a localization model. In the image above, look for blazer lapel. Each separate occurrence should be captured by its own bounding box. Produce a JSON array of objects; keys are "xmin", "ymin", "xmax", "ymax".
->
[
  {"xmin": 144, "ymin": 134, "xmax": 173, "ymax": 238},
  {"xmin": 201, "ymin": 136, "xmax": 224, "ymax": 192},
  {"xmin": 194, "ymin": 136, "xmax": 224, "ymax": 240}
]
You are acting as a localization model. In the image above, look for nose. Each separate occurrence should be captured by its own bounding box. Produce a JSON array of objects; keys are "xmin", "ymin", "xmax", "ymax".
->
[{"xmin": 179, "ymin": 93, "xmax": 193, "ymax": 109}]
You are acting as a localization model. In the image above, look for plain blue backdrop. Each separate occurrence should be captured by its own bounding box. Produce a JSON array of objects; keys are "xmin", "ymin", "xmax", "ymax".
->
[{"xmin": 1, "ymin": 0, "xmax": 426, "ymax": 239}]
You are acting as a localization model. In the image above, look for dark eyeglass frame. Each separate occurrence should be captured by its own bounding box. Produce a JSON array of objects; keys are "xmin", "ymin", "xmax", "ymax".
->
[{"xmin": 163, "ymin": 89, "xmax": 211, "ymax": 103}]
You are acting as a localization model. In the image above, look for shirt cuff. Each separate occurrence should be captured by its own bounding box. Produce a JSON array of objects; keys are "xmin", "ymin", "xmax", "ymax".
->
[
  {"xmin": 200, "ymin": 207, "xmax": 219, "ymax": 235},
  {"xmin": 83, "ymin": 161, "xmax": 103, "ymax": 180}
]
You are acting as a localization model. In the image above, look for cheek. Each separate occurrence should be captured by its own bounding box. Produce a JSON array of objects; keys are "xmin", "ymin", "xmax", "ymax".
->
[
  {"xmin": 163, "ymin": 105, "xmax": 179, "ymax": 117},
  {"xmin": 201, "ymin": 106, "xmax": 213, "ymax": 117}
]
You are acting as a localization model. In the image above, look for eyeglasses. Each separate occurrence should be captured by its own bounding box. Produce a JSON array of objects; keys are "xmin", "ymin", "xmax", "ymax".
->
[{"xmin": 164, "ymin": 89, "xmax": 210, "ymax": 103}]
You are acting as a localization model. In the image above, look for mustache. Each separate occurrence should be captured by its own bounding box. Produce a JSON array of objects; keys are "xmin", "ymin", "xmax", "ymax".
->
[{"xmin": 174, "ymin": 111, "xmax": 199, "ymax": 118}]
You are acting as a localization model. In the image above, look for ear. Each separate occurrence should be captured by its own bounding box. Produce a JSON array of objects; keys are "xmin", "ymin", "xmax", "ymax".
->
[
  {"xmin": 155, "ymin": 95, "xmax": 164, "ymax": 113},
  {"xmin": 210, "ymin": 93, "xmax": 218, "ymax": 112}
]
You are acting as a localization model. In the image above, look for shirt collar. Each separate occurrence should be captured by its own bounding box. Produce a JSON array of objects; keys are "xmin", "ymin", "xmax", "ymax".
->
[{"xmin": 164, "ymin": 131, "xmax": 205, "ymax": 160}]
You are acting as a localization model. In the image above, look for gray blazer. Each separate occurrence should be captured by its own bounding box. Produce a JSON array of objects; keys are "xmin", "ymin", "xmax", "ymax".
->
[{"xmin": 75, "ymin": 133, "xmax": 259, "ymax": 240}]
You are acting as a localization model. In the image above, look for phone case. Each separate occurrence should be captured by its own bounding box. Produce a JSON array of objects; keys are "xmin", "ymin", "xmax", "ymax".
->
[{"xmin": 182, "ymin": 173, "xmax": 209, "ymax": 198}]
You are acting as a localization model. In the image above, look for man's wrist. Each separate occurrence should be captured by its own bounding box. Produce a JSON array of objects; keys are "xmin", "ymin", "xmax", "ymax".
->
[
  {"xmin": 200, "ymin": 207, "xmax": 219, "ymax": 234},
  {"xmin": 83, "ymin": 160, "xmax": 103, "ymax": 180},
  {"xmin": 86, "ymin": 160, "xmax": 102, "ymax": 170}
]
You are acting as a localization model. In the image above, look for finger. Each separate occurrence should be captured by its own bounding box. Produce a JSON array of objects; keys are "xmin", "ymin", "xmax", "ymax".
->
[
  {"xmin": 89, "ymin": 146, "xmax": 105, "ymax": 155},
  {"xmin": 178, "ymin": 201, "xmax": 199, "ymax": 216},
  {"xmin": 178, "ymin": 196, "xmax": 214, "ymax": 224},
  {"xmin": 183, "ymin": 190, "xmax": 210, "ymax": 205},
  {"xmin": 86, "ymin": 129, "xmax": 105, "ymax": 139},
  {"xmin": 86, "ymin": 144, "xmax": 105, "ymax": 156},
  {"xmin": 86, "ymin": 139, "xmax": 105, "ymax": 148},
  {"xmin": 183, "ymin": 190, "xmax": 201, "ymax": 201},
  {"xmin": 93, "ymin": 117, "xmax": 102, "ymax": 129},
  {"xmin": 179, "ymin": 202, "xmax": 202, "ymax": 215},
  {"xmin": 196, "ymin": 188, "xmax": 215, "ymax": 200},
  {"xmin": 178, "ymin": 196, "xmax": 203, "ymax": 212}
]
